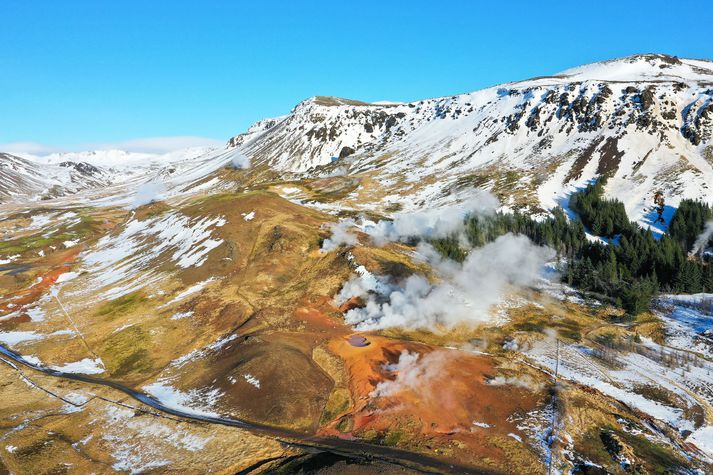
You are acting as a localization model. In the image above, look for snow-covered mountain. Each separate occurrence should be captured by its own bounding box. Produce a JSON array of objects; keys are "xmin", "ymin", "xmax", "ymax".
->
[
  {"xmin": 3, "ymin": 54, "xmax": 713, "ymax": 227},
  {"xmin": 0, "ymin": 152, "xmax": 110, "ymax": 201},
  {"xmin": 229, "ymin": 54, "xmax": 713, "ymax": 227},
  {"xmin": 0, "ymin": 147, "xmax": 232, "ymax": 204}
]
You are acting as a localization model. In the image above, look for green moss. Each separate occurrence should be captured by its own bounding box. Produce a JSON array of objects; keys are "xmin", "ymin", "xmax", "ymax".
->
[
  {"xmin": 0, "ymin": 211, "xmax": 100, "ymax": 257},
  {"xmin": 383, "ymin": 430, "xmax": 404, "ymax": 447},
  {"xmin": 0, "ymin": 244, "xmax": 27, "ymax": 255},
  {"xmin": 513, "ymin": 319, "xmax": 546, "ymax": 333},
  {"xmin": 70, "ymin": 215, "xmax": 100, "ymax": 236},
  {"xmin": 95, "ymin": 292, "xmax": 146, "ymax": 319},
  {"xmin": 319, "ymin": 388, "xmax": 352, "ymax": 425},
  {"xmin": 577, "ymin": 428, "xmax": 615, "ymax": 468},
  {"xmin": 0, "ymin": 234, "xmax": 54, "ymax": 254},
  {"xmin": 100, "ymin": 325, "xmax": 153, "ymax": 377},
  {"xmin": 335, "ymin": 415, "xmax": 354, "ymax": 433},
  {"xmin": 619, "ymin": 430, "xmax": 686, "ymax": 473}
]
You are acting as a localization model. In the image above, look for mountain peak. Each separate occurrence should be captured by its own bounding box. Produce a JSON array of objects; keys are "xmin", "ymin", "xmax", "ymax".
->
[
  {"xmin": 553, "ymin": 53, "xmax": 713, "ymax": 83},
  {"xmin": 296, "ymin": 96, "xmax": 372, "ymax": 109}
]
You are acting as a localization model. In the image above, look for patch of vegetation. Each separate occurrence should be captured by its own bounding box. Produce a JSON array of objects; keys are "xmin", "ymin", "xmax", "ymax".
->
[
  {"xmin": 319, "ymin": 388, "xmax": 352, "ymax": 425},
  {"xmin": 668, "ymin": 199, "xmax": 712, "ymax": 252},
  {"xmin": 431, "ymin": 178, "xmax": 713, "ymax": 315},
  {"xmin": 578, "ymin": 427, "xmax": 617, "ymax": 469},
  {"xmin": 0, "ymin": 234, "xmax": 55, "ymax": 254},
  {"xmin": 382, "ymin": 430, "xmax": 404, "ymax": 447},
  {"xmin": 570, "ymin": 177, "xmax": 631, "ymax": 237},
  {"xmin": 513, "ymin": 319, "xmax": 546, "ymax": 333},
  {"xmin": 631, "ymin": 384, "xmax": 679, "ymax": 407},
  {"xmin": 430, "ymin": 235, "xmax": 467, "ymax": 262},
  {"xmin": 352, "ymin": 245, "xmax": 430, "ymax": 279},
  {"xmin": 0, "ymin": 212, "xmax": 101, "ymax": 257},
  {"xmin": 361, "ymin": 429, "xmax": 379, "ymax": 442},
  {"xmin": 684, "ymin": 403, "xmax": 706, "ymax": 430},
  {"xmin": 100, "ymin": 325, "xmax": 153, "ymax": 378},
  {"xmin": 12, "ymin": 431, "xmax": 75, "ymax": 462},
  {"xmin": 551, "ymin": 318, "xmax": 582, "ymax": 342},
  {"xmin": 192, "ymin": 190, "xmax": 264, "ymax": 206},
  {"xmin": 335, "ymin": 415, "xmax": 353, "ymax": 433},
  {"xmin": 71, "ymin": 214, "xmax": 101, "ymax": 236},
  {"xmin": 454, "ymin": 172, "xmax": 493, "ymax": 190},
  {"xmin": 95, "ymin": 292, "xmax": 146, "ymax": 319},
  {"xmin": 704, "ymin": 145, "xmax": 713, "ymax": 165},
  {"xmin": 617, "ymin": 429, "xmax": 687, "ymax": 473},
  {"xmin": 312, "ymin": 96, "xmax": 369, "ymax": 107},
  {"xmin": 136, "ymin": 202, "xmax": 171, "ymax": 219},
  {"xmin": 384, "ymin": 202, "xmax": 403, "ymax": 213},
  {"xmin": 304, "ymin": 178, "xmax": 360, "ymax": 203}
]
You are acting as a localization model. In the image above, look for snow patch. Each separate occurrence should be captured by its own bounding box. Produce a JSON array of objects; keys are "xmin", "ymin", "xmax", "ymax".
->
[
  {"xmin": 689, "ymin": 426, "xmax": 713, "ymax": 459},
  {"xmin": 143, "ymin": 381, "xmax": 222, "ymax": 418},
  {"xmin": 51, "ymin": 358, "xmax": 105, "ymax": 374},
  {"xmin": 243, "ymin": 374, "xmax": 260, "ymax": 389}
]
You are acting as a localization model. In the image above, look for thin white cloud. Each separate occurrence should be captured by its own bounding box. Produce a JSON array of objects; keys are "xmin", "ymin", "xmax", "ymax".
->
[
  {"xmin": 99, "ymin": 136, "xmax": 223, "ymax": 154},
  {"xmin": 0, "ymin": 141, "xmax": 62, "ymax": 155},
  {"xmin": 0, "ymin": 136, "xmax": 223, "ymax": 156}
]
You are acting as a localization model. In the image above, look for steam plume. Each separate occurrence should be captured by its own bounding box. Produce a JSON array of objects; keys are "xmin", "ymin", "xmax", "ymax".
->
[
  {"xmin": 371, "ymin": 350, "xmax": 449, "ymax": 397},
  {"xmin": 691, "ymin": 221, "xmax": 713, "ymax": 256},
  {"xmin": 320, "ymin": 191, "xmax": 498, "ymax": 251},
  {"xmin": 131, "ymin": 182, "xmax": 165, "ymax": 208},
  {"xmin": 230, "ymin": 152, "xmax": 250, "ymax": 169},
  {"xmin": 322, "ymin": 218, "xmax": 359, "ymax": 251},
  {"xmin": 338, "ymin": 234, "xmax": 555, "ymax": 331},
  {"xmin": 366, "ymin": 192, "xmax": 498, "ymax": 245}
]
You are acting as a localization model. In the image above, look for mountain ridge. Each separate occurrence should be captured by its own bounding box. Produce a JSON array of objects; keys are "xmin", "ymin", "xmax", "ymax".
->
[
  {"xmin": 218, "ymin": 54, "xmax": 713, "ymax": 235},
  {"xmin": 3, "ymin": 54, "xmax": 713, "ymax": 233}
]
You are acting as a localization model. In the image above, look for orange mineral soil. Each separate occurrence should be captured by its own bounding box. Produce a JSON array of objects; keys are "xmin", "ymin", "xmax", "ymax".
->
[
  {"xmin": 0, "ymin": 248, "xmax": 81, "ymax": 324},
  {"xmin": 319, "ymin": 333, "xmax": 544, "ymax": 470}
]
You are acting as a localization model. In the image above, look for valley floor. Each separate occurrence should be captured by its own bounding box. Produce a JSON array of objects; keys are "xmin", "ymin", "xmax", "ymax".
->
[{"xmin": 0, "ymin": 167, "xmax": 711, "ymax": 474}]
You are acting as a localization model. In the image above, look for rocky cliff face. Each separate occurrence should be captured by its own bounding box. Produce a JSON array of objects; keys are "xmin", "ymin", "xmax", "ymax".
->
[
  {"xmin": 3, "ymin": 54, "xmax": 713, "ymax": 225},
  {"xmin": 229, "ymin": 54, "xmax": 713, "ymax": 226}
]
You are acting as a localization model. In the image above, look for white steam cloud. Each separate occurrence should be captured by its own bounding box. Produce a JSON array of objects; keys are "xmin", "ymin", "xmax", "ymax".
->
[
  {"xmin": 366, "ymin": 192, "xmax": 498, "ymax": 245},
  {"xmin": 321, "ymin": 191, "xmax": 498, "ymax": 251},
  {"xmin": 691, "ymin": 221, "xmax": 713, "ymax": 256},
  {"xmin": 371, "ymin": 350, "xmax": 448, "ymax": 398},
  {"xmin": 322, "ymin": 218, "xmax": 360, "ymax": 252},
  {"xmin": 230, "ymin": 152, "xmax": 250, "ymax": 169},
  {"xmin": 131, "ymin": 182, "xmax": 165, "ymax": 208},
  {"xmin": 337, "ymin": 234, "xmax": 555, "ymax": 331},
  {"xmin": 486, "ymin": 375, "xmax": 543, "ymax": 391}
]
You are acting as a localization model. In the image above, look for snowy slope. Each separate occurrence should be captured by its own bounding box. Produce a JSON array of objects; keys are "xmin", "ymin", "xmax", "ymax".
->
[
  {"xmin": 229, "ymin": 54, "xmax": 713, "ymax": 227},
  {"xmin": 0, "ymin": 152, "xmax": 109, "ymax": 201},
  {"xmin": 3, "ymin": 54, "xmax": 713, "ymax": 225},
  {"xmin": 0, "ymin": 147, "xmax": 236, "ymax": 205}
]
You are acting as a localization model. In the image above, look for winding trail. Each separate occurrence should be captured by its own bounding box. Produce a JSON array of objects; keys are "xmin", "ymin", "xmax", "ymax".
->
[{"xmin": 0, "ymin": 342, "xmax": 482, "ymax": 475}]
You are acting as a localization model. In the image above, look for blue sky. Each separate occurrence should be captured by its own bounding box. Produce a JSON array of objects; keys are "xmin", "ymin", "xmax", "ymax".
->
[{"xmin": 2, "ymin": 1, "xmax": 712, "ymax": 154}]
